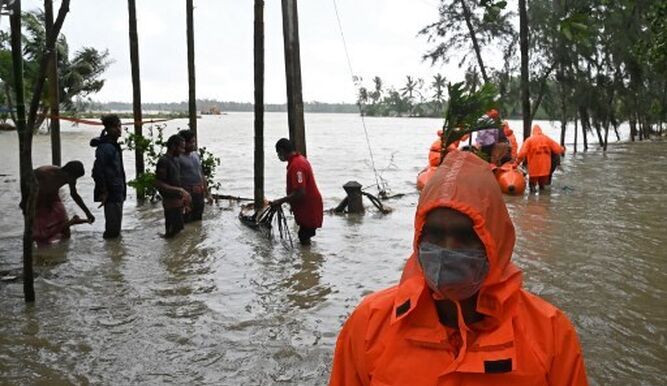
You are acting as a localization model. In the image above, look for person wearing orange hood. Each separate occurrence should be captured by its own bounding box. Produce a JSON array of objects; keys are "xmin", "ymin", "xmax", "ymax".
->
[
  {"xmin": 503, "ymin": 121, "xmax": 518, "ymax": 160},
  {"xmin": 329, "ymin": 151, "xmax": 588, "ymax": 386},
  {"xmin": 515, "ymin": 125, "xmax": 565, "ymax": 192}
]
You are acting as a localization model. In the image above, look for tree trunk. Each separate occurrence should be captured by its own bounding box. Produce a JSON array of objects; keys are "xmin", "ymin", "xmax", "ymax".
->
[
  {"xmin": 254, "ymin": 0, "xmax": 265, "ymax": 211},
  {"xmin": 630, "ymin": 118, "xmax": 636, "ymax": 141},
  {"xmin": 579, "ymin": 106, "xmax": 589, "ymax": 151},
  {"xmin": 26, "ymin": 0, "xmax": 70, "ymax": 132},
  {"xmin": 593, "ymin": 120, "xmax": 604, "ymax": 148},
  {"xmin": 573, "ymin": 114, "xmax": 578, "ymax": 153},
  {"xmin": 459, "ymin": 0, "xmax": 489, "ymax": 84},
  {"xmin": 558, "ymin": 68, "xmax": 567, "ymax": 147},
  {"xmin": 186, "ymin": 0, "xmax": 197, "ymax": 144},
  {"xmin": 45, "ymin": 0, "xmax": 61, "ymax": 166},
  {"xmin": 519, "ymin": 0, "xmax": 531, "ymax": 140},
  {"xmin": 128, "ymin": 0, "xmax": 145, "ymax": 199},
  {"xmin": 281, "ymin": 0, "xmax": 306, "ymax": 156},
  {"xmin": 11, "ymin": 0, "xmax": 37, "ymax": 303}
]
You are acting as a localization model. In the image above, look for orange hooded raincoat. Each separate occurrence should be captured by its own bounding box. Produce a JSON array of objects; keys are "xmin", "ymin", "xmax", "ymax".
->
[
  {"xmin": 503, "ymin": 121, "xmax": 518, "ymax": 160},
  {"xmin": 330, "ymin": 151, "xmax": 588, "ymax": 386},
  {"xmin": 516, "ymin": 125, "xmax": 565, "ymax": 178}
]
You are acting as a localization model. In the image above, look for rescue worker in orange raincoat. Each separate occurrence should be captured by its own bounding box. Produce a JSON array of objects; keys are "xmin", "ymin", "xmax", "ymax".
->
[
  {"xmin": 329, "ymin": 150, "xmax": 588, "ymax": 386},
  {"xmin": 515, "ymin": 125, "xmax": 565, "ymax": 192},
  {"xmin": 503, "ymin": 121, "xmax": 518, "ymax": 161}
]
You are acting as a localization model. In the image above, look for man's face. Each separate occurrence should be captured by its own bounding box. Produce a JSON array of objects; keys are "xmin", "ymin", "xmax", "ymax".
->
[
  {"xmin": 108, "ymin": 123, "xmax": 122, "ymax": 139},
  {"xmin": 174, "ymin": 141, "xmax": 186, "ymax": 156},
  {"xmin": 276, "ymin": 149, "xmax": 287, "ymax": 162},
  {"xmin": 420, "ymin": 207, "xmax": 485, "ymax": 251},
  {"xmin": 185, "ymin": 137, "xmax": 196, "ymax": 153}
]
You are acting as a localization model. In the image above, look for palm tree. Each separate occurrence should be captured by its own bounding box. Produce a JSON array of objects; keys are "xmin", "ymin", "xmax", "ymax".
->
[
  {"xmin": 371, "ymin": 76, "xmax": 383, "ymax": 104},
  {"xmin": 431, "ymin": 73, "xmax": 446, "ymax": 115},
  {"xmin": 401, "ymin": 76, "xmax": 420, "ymax": 116}
]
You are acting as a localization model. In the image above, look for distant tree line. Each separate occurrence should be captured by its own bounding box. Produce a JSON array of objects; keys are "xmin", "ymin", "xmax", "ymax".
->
[
  {"xmin": 82, "ymin": 99, "xmax": 359, "ymax": 114},
  {"xmin": 355, "ymin": 74, "xmax": 553, "ymax": 119}
]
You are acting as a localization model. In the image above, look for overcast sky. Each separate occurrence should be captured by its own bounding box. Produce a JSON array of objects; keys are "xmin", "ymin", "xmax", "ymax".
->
[{"xmin": 10, "ymin": 0, "xmax": 471, "ymax": 104}]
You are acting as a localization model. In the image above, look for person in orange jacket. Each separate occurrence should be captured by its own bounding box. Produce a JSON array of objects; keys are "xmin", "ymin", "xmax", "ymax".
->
[
  {"xmin": 329, "ymin": 151, "xmax": 588, "ymax": 386},
  {"xmin": 503, "ymin": 121, "xmax": 518, "ymax": 161},
  {"xmin": 515, "ymin": 125, "xmax": 565, "ymax": 192}
]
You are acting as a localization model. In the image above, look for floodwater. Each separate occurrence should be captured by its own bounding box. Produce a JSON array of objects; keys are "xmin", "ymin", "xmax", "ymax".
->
[{"xmin": 0, "ymin": 113, "xmax": 665, "ymax": 385}]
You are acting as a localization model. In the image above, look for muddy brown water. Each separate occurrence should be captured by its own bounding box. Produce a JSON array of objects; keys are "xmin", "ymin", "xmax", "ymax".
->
[{"xmin": 1, "ymin": 113, "xmax": 665, "ymax": 385}]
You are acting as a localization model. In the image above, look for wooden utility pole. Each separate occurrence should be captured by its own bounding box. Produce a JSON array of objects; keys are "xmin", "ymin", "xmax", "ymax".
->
[
  {"xmin": 519, "ymin": 0, "xmax": 531, "ymax": 140},
  {"xmin": 186, "ymin": 0, "xmax": 197, "ymax": 143},
  {"xmin": 10, "ymin": 0, "xmax": 36, "ymax": 302},
  {"xmin": 45, "ymin": 0, "xmax": 61, "ymax": 166},
  {"xmin": 281, "ymin": 0, "xmax": 306, "ymax": 156},
  {"xmin": 128, "ymin": 0, "xmax": 145, "ymax": 198},
  {"xmin": 254, "ymin": 0, "xmax": 265, "ymax": 210}
]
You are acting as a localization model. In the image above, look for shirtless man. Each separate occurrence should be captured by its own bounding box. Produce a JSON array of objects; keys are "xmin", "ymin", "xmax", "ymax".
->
[{"xmin": 21, "ymin": 161, "xmax": 95, "ymax": 245}]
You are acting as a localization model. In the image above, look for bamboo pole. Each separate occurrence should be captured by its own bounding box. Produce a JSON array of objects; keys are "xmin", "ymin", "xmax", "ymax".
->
[
  {"xmin": 254, "ymin": 0, "xmax": 265, "ymax": 211},
  {"xmin": 186, "ymin": 0, "xmax": 197, "ymax": 144},
  {"xmin": 281, "ymin": 0, "xmax": 306, "ymax": 156},
  {"xmin": 128, "ymin": 0, "xmax": 145, "ymax": 199},
  {"xmin": 45, "ymin": 0, "xmax": 61, "ymax": 166},
  {"xmin": 11, "ymin": 0, "xmax": 37, "ymax": 302}
]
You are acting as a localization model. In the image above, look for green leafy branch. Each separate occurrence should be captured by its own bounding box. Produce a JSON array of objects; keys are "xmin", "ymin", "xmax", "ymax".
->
[{"xmin": 441, "ymin": 82, "xmax": 500, "ymax": 150}]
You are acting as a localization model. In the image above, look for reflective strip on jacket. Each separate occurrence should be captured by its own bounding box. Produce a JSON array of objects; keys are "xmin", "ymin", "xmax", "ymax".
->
[{"xmin": 329, "ymin": 151, "xmax": 588, "ymax": 386}]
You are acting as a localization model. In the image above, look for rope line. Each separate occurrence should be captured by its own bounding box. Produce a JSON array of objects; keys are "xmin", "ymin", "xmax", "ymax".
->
[
  {"xmin": 331, "ymin": 0, "xmax": 387, "ymax": 194},
  {"xmin": 49, "ymin": 115, "xmax": 175, "ymax": 126}
]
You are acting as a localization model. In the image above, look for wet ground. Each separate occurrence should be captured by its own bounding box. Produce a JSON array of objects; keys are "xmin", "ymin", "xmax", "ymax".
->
[{"xmin": 1, "ymin": 113, "xmax": 665, "ymax": 385}]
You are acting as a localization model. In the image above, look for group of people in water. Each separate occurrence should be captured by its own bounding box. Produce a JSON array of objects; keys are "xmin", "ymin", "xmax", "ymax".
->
[
  {"xmin": 24, "ymin": 114, "xmax": 324, "ymax": 246},
  {"xmin": 20, "ymin": 112, "xmax": 589, "ymax": 384},
  {"xmin": 421, "ymin": 109, "xmax": 566, "ymax": 194}
]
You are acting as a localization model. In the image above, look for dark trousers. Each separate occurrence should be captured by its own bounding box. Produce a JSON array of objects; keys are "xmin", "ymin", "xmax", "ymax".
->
[
  {"xmin": 164, "ymin": 206, "xmax": 184, "ymax": 238},
  {"xmin": 103, "ymin": 202, "xmax": 123, "ymax": 239},
  {"xmin": 298, "ymin": 227, "xmax": 317, "ymax": 245},
  {"xmin": 184, "ymin": 190, "xmax": 204, "ymax": 223}
]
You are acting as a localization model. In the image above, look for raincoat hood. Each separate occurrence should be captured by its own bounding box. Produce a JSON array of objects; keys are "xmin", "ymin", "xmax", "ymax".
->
[
  {"xmin": 532, "ymin": 124, "xmax": 543, "ymax": 136},
  {"xmin": 503, "ymin": 121, "xmax": 513, "ymax": 136},
  {"xmin": 398, "ymin": 150, "xmax": 522, "ymax": 323}
]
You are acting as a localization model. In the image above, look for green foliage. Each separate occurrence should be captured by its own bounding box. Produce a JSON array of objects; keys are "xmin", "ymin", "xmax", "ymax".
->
[
  {"xmin": 442, "ymin": 82, "xmax": 500, "ymax": 148},
  {"xmin": 124, "ymin": 125, "xmax": 166, "ymax": 201},
  {"xmin": 198, "ymin": 146, "xmax": 221, "ymax": 191},
  {"xmin": 0, "ymin": 10, "xmax": 111, "ymax": 131},
  {"xmin": 124, "ymin": 125, "xmax": 221, "ymax": 202},
  {"xmin": 356, "ymin": 74, "xmax": 448, "ymax": 118}
]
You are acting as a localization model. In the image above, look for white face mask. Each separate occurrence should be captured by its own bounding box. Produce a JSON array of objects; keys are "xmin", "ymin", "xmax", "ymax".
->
[{"xmin": 418, "ymin": 242, "xmax": 489, "ymax": 301}]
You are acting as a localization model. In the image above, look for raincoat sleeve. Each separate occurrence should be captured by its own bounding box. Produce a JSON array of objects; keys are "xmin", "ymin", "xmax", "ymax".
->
[
  {"xmin": 516, "ymin": 140, "xmax": 530, "ymax": 164},
  {"xmin": 329, "ymin": 303, "xmax": 372, "ymax": 386},
  {"xmin": 548, "ymin": 138, "xmax": 565, "ymax": 155},
  {"xmin": 547, "ymin": 311, "xmax": 589, "ymax": 386}
]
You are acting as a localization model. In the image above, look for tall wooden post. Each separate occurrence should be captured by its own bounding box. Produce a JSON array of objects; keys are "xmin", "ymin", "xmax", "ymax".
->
[
  {"xmin": 45, "ymin": 0, "xmax": 61, "ymax": 166},
  {"xmin": 11, "ymin": 0, "xmax": 37, "ymax": 302},
  {"xmin": 254, "ymin": 0, "xmax": 265, "ymax": 210},
  {"xmin": 519, "ymin": 0, "xmax": 531, "ymax": 140},
  {"xmin": 128, "ymin": 0, "xmax": 145, "ymax": 198},
  {"xmin": 281, "ymin": 0, "xmax": 306, "ymax": 156},
  {"xmin": 186, "ymin": 0, "xmax": 197, "ymax": 143}
]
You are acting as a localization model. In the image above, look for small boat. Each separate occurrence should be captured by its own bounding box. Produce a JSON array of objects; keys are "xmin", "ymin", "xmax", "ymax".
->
[{"xmin": 493, "ymin": 162, "xmax": 526, "ymax": 195}]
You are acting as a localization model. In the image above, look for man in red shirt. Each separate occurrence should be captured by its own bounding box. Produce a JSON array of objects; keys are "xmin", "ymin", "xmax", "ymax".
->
[{"xmin": 270, "ymin": 138, "xmax": 323, "ymax": 245}]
